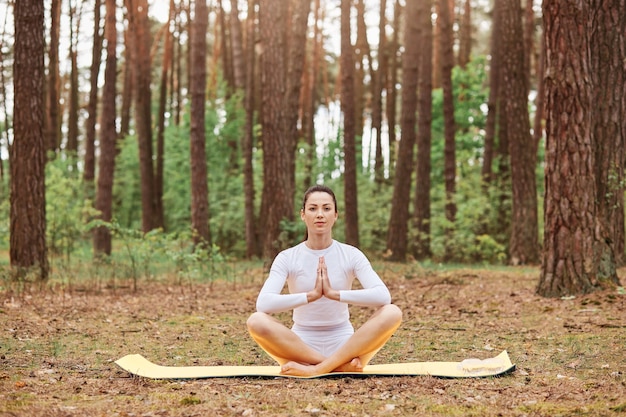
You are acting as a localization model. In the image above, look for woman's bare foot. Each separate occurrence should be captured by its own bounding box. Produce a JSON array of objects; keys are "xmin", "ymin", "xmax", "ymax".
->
[
  {"xmin": 280, "ymin": 361, "xmax": 318, "ymax": 377},
  {"xmin": 333, "ymin": 357, "xmax": 363, "ymax": 373}
]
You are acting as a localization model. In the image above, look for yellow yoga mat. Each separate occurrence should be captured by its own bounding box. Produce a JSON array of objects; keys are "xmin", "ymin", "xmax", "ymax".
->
[{"xmin": 115, "ymin": 350, "xmax": 515, "ymax": 379}]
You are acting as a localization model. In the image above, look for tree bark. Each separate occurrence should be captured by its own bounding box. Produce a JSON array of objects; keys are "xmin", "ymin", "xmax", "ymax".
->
[
  {"xmin": 66, "ymin": 0, "xmax": 80, "ymax": 157},
  {"xmin": 386, "ymin": 0, "xmax": 419, "ymax": 261},
  {"xmin": 243, "ymin": 0, "xmax": 258, "ymax": 258},
  {"xmin": 589, "ymin": 0, "xmax": 625, "ymax": 267},
  {"xmin": 538, "ymin": 0, "xmax": 622, "ymax": 296},
  {"xmin": 457, "ymin": 0, "xmax": 472, "ymax": 68},
  {"xmin": 481, "ymin": 0, "xmax": 503, "ymax": 186},
  {"xmin": 127, "ymin": 0, "xmax": 156, "ymax": 233},
  {"xmin": 386, "ymin": 0, "xmax": 400, "ymax": 173},
  {"xmin": 84, "ymin": 0, "xmax": 103, "ymax": 186},
  {"xmin": 190, "ymin": 0, "xmax": 211, "ymax": 246},
  {"xmin": 414, "ymin": 0, "xmax": 433, "ymax": 260},
  {"xmin": 502, "ymin": 0, "xmax": 539, "ymax": 265},
  {"xmin": 229, "ymin": 0, "xmax": 245, "ymax": 90},
  {"xmin": 259, "ymin": 0, "xmax": 292, "ymax": 264},
  {"xmin": 341, "ymin": 0, "xmax": 359, "ymax": 247},
  {"xmin": 439, "ymin": 0, "xmax": 457, "ymax": 261},
  {"xmin": 11, "ymin": 0, "xmax": 49, "ymax": 280},
  {"xmin": 154, "ymin": 0, "xmax": 176, "ymax": 231},
  {"xmin": 46, "ymin": 0, "xmax": 61, "ymax": 154},
  {"xmin": 371, "ymin": 0, "xmax": 386, "ymax": 185},
  {"xmin": 302, "ymin": 0, "xmax": 322, "ymax": 191},
  {"xmin": 93, "ymin": 0, "xmax": 118, "ymax": 256}
]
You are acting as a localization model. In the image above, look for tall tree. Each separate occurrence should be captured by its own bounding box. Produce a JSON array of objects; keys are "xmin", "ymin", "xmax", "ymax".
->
[
  {"xmin": 481, "ymin": 0, "xmax": 503, "ymax": 185},
  {"xmin": 93, "ymin": 0, "xmax": 118, "ymax": 256},
  {"xmin": 386, "ymin": 0, "xmax": 419, "ymax": 261},
  {"xmin": 385, "ymin": 0, "xmax": 400, "ymax": 171},
  {"xmin": 154, "ymin": 0, "xmax": 176, "ymax": 230},
  {"xmin": 538, "ymin": 0, "xmax": 622, "ymax": 296},
  {"xmin": 120, "ymin": 26, "xmax": 133, "ymax": 138},
  {"xmin": 242, "ymin": 0, "xmax": 258, "ymax": 258},
  {"xmin": 457, "ymin": 0, "xmax": 472, "ymax": 68},
  {"xmin": 439, "ymin": 0, "xmax": 457, "ymax": 261},
  {"xmin": 46, "ymin": 0, "xmax": 61, "ymax": 154},
  {"xmin": 371, "ymin": 0, "xmax": 386, "ymax": 184},
  {"xmin": 341, "ymin": 0, "xmax": 359, "ymax": 246},
  {"xmin": 302, "ymin": 0, "xmax": 322, "ymax": 190},
  {"xmin": 501, "ymin": 0, "xmax": 538, "ymax": 264},
  {"xmin": 66, "ymin": 0, "xmax": 81, "ymax": 157},
  {"xmin": 284, "ymin": 0, "xmax": 311, "ymax": 199},
  {"xmin": 190, "ymin": 0, "xmax": 211, "ymax": 246},
  {"xmin": 258, "ymin": 0, "xmax": 292, "ymax": 263},
  {"xmin": 11, "ymin": 0, "xmax": 49, "ymax": 280},
  {"xmin": 229, "ymin": 0, "xmax": 245, "ymax": 90},
  {"xmin": 83, "ymin": 0, "xmax": 103, "ymax": 187},
  {"xmin": 413, "ymin": 0, "xmax": 433, "ymax": 260},
  {"xmin": 127, "ymin": 0, "xmax": 156, "ymax": 232},
  {"xmin": 589, "ymin": 0, "xmax": 626, "ymax": 267}
]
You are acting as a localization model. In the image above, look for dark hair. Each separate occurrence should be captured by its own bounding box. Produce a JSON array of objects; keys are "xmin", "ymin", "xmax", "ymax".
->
[{"xmin": 302, "ymin": 185, "xmax": 338, "ymax": 213}]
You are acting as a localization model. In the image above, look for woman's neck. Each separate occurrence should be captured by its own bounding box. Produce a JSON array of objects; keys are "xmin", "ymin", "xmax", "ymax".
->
[{"xmin": 305, "ymin": 235, "xmax": 333, "ymax": 251}]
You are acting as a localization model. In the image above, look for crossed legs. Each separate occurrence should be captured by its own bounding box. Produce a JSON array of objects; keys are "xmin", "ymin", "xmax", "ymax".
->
[{"xmin": 246, "ymin": 304, "xmax": 402, "ymax": 376}]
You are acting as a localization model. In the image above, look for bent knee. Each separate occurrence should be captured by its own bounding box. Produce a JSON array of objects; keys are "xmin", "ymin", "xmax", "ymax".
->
[
  {"xmin": 246, "ymin": 311, "xmax": 271, "ymax": 334},
  {"xmin": 382, "ymin": 304, "xmax": 403, "ymax": 324}
]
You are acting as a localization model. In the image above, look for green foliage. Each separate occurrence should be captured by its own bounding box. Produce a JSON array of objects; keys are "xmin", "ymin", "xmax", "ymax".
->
[
  {"xmin": 98, "ymin": 222, "xmax": 230, "ymax": 290},
  {"xmin": 45, "ymin": 157, "xmax": 99, "ymax": 265},
  {"xmin": 113, "ymin": 134, "xmax": 143, "ymax": 230},
  {"xmin": 113, "ymin": 81, "xmax": 251, "ymax": 256},
  {"xmin": 418, "ymin": 57, "xmax": 510, "ymax": 263}
]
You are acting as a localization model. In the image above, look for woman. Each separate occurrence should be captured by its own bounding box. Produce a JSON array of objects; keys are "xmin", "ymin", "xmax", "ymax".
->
[{"xmin": 247, "ymin": 185, "xmax": 402, "ymax": 376}]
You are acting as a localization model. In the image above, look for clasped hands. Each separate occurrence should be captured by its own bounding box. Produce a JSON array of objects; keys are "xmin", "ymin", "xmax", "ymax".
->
[{"xmin": 306, "ymin": 256, "xmax": 340, "ymax": 302}]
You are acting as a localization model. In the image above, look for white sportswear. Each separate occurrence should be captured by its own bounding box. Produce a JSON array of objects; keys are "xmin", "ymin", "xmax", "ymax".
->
[{"xmin": 256, "ymin": 240, "xmax": 392, "ymax": 328}]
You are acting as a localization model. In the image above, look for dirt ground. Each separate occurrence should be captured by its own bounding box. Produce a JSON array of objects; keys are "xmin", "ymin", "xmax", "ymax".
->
[{"xmin": 1, "ymin": 264, "xmax": 625, "ymax": 416}]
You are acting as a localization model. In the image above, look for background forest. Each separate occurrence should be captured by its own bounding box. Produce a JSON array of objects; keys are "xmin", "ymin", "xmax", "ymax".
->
[{"xmin": 1, "ymin": 0, "xmax": 624, "ymax": 297}]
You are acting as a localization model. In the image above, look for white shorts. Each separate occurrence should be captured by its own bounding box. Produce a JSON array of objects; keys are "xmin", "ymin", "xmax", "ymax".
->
[{"xmin": 292, "ymin": 321, "xmax": 354, "ymax": 357}]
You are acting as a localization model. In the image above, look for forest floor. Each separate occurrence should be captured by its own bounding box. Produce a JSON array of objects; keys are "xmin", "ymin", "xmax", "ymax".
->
[{"xmin": 1, "ymin": 263, "xmax": 625, "ymax": 416}]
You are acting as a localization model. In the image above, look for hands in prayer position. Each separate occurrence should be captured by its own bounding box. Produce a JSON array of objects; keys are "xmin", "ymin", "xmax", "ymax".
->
[{"xmin": 306, "ymin": 257, "xmax": 340, "ymax": 303}]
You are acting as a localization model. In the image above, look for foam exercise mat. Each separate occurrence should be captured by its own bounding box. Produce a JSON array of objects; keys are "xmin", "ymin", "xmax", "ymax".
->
[{"xmin": 115, "ymin": 350, "xmax": 515, "ymax": 379}]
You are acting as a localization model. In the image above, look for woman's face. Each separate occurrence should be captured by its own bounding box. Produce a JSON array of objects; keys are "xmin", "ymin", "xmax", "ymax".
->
[{"xmin": 300, "ymin": 191, "xmax": 338, "ymax": 236}]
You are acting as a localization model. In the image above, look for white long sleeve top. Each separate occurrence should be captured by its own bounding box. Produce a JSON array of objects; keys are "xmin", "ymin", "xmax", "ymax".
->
[{"xmin": 256, "ymin": 240, "xmax": 392, "ymax": 327}]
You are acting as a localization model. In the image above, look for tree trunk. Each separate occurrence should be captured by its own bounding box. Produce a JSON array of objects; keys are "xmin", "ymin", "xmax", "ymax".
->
[
  {"xmin": 386, "ymin": 0, "xmax": 400, "ymax": 173},
  {"xmin": 46, "ymin": 0, "xmax": 61, "ymax": 154},
  {"xmin": 84, "ymin": 0, "xmax": 103, "ymax": 187},
  {"xmin": 154, "ymin": 0, "xmax": 176, "ymax": 231},
  {"xmin": 93, "ymin": 0, "xmax": 118, "ymax": 256},
  {"xmin": 190, "ymin": 0, "xmax": 211, "ymax": 246},
  {"xmin": 127, "ymin": 0, "xmax": 156, "ymax": 232},
  {"xmin": 589, "ymin": 0, "xmax": 625, "ymax": 267},
  {"xmin": 481, "ymin": 0, "xmax": 503, "ymax": 186},
  {"xmin": 66, "ymin": 0, "xmax": 80, "ymax": 157},
  {"xmin": 538, "ymin": 0, "xmax": 621, "ymax": 297},
  {"xmin": 414, "ymin": 0, "xmax": 433, "ymax": 260},
  {"xmin": 11, "ymin": 0, "xmax": 49, "ymax": 280},
  {"xmin": 457, "ymin": 0, "xmax": 471, "ymax": 68},
  {"xmin": 341, "ymin": 0, "xmax": 359, "ymax": 247},
  {"xmin": 284, "ymin": 0, "xmax": 310, "ymax": 201},
  {"xmin": 302, "ymin": 0, "xmax": 322, "ymax": 191},
  {"xmin": 371, "ymin": 0, "xmax": 386, "ymax": 185},
  {"xmin": 229, "ymin": 0, "xmax": 245, "ymax": 90},
  {"xmin": 502, "ymin": 0, "xmax": 538, "ymax": 265},
  {"xmin": 243, "ymin": 0, "xmax": 258, "ymax": 258},
  {"xmin": 120, "ymin": 27, "xmax": 132, "ymax": 138},
  {"xmin": 439, "ymin": 0, "xmax": 456, "ymax": 261},
  {"xmin": 386, "ymin": 0, "xmax": 419, "ymax": 261},
  {"xmin": 259, "ymin": 0, "xmax": 292, "ymax": 264}
]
